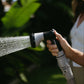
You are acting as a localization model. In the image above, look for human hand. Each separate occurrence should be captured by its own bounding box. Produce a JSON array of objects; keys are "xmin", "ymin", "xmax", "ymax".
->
[
  {"xmin": 47, "ymin": 40, "xmax": 59, "ymax": 56},
  {"xmin": 47, "ymin": 30, "xmax": 71, "ymax": 57}
]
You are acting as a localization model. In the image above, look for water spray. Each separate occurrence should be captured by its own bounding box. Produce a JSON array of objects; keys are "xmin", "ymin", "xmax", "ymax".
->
[{"xmin": 0, "ymin": 29, "xmax": 75, "ymax": 84}]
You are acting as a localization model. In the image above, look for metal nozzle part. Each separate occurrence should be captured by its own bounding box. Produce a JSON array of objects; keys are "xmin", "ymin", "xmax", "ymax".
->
[
  {"xmin": 34, "ymin": 32, "xmax": 44, "ymax": 47},
  {"xmin": 30, "ymin": 32, "xmax": 44, "ymax": 47},
  {"xmin": 30, "ymin": 29, "xmax": 56, "ymax": 48}
]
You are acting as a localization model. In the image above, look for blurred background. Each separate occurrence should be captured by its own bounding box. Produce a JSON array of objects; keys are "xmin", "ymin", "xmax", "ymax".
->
[{"xmin": 0, "ymin": 0, "xmax": 73, "ymax": 84}]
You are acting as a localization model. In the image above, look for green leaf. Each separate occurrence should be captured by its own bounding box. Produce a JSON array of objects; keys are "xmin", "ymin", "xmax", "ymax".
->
[
  {"xmin": 2, "ymin": 0, "xmax": 41, "ymax": 29},
  {"xmin": 21, "ymin": 0, "xmax": 27, "ymax": 6}
]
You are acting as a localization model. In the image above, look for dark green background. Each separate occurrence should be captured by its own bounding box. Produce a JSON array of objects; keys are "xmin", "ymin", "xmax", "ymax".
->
[{"xmin": 0, "ymin": 0, "xmax": 73, "ymax": 84}]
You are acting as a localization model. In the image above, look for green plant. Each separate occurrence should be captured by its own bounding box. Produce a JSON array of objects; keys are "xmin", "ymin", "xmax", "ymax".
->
[{"xmin": 2, "ymin": 0, "xmax": 40, "ymax": 36}]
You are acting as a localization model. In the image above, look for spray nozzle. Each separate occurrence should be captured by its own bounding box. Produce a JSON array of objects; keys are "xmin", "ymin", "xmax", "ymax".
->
[
  {"xmin": 30, "ymin": 29, "xmax": 55, "ymax": 48},
  {"xmin": 30, "ymin": 29, "xmax": 75, "ymax": 84},
  {"xmin": 30, "ymin": 29, "xmax": 62, "ymax": 51}
]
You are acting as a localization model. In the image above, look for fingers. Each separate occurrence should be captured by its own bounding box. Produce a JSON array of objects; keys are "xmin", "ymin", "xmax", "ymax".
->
[
  {"xmin": 49, "ymin": 49, "xmax": 59, "ymax": 53},
  {"xmin": 49, "ymin": 49, "xmax": 59, "ymax": 56},
  {"xmin": 52, "ymin": 53, "xmax": 58, "ymax": 56},
  {"xmin": 47, "ymin": 40, "xmax": 51, "ymax": 44},
  {"xmin": 47, "ymin": 41, "xmax": 57, "ymax": 50},
  {"xmin": 47, "ymin": 40, "xmax": 59, "ymax": 56}
]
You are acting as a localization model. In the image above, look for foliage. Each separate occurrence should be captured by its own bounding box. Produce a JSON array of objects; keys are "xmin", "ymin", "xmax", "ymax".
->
[
  {"xmin": 2, "ymin": 0, "xmax": 40, "ymax": 29},
  {"xmin": 2, "ymin": 0, "xmax": 40, "ymax": 36},
  {"xmin": 28, "ymin": 66, "xmax": 66, "ymax": 84},
  {"xmin": 0, "ymin": 0, "xmax": 73, "ymax": 84},
  {"xmin": 25, "ymin": 0, "xmax": 73, "ymax": 37}
]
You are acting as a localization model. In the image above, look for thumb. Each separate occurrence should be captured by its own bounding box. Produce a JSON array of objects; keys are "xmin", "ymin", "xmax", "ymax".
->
[{"xmin": 54, "ymin": 31, "xmax": 63, "ymax": 42}]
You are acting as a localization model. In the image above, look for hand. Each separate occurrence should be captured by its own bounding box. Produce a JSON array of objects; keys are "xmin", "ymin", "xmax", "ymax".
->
[
  {"xmin": 47, "ymin": 30, "xmax": 71, "ymax": 57},
  {"xmin": 54, "ymin": 31, "xmax": 71, "ymax": 54},
  {"xmin": 47, "ymin": 40, "xmax": 59, "ymax": 56}
]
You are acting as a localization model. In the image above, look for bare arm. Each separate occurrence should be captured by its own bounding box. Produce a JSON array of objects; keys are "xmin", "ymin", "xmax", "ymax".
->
[{"xmin": 66, "ymin": 47, "xmax": 84, "ymax": 66}]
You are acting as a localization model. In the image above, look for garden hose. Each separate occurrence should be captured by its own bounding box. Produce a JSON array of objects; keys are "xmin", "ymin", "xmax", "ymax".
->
[{"xmin": 30, "ymin": 29, "xmax": 75, "ymax": 84}]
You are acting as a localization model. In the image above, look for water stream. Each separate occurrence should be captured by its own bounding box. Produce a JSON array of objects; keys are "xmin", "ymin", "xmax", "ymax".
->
[{"xmin": 0, "ymin": 36, "xmax": 31, "ymax": 57}]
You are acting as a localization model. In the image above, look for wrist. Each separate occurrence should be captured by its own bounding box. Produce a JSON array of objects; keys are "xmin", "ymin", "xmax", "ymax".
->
[{"xmin": 64, "ymin": 45, "xmax": 72, "ymax": 58}]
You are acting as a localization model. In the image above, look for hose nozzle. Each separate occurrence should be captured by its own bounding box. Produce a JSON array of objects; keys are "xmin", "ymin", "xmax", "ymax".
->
[
  {"xmin": 30, "ymin": 29, "xmax": 62, "ymax": 51},
  {"xmin": 30, "ymin": 29, "xmax": 56, "ymax": 47},
  {"xmin": 30, "ymin": 29, "xmax": 75, "ymax": 84}
]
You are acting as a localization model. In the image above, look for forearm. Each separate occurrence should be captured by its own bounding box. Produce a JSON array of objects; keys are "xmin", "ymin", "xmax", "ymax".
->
[{"xmin": 65, "ymin": 47, "xmax": 84, "ymax": 66}]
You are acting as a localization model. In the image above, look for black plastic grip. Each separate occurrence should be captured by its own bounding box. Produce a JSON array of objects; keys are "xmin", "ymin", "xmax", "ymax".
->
[
  {"xmin": 51, "ymin": 39, "xmax": 62, "ymax": 51},
  {"xmin": 44, "ymin": 29, "xmax": 62, "ymax": 51},
  {"xmin": 51, "ymin": 40, "xmax": 56, "ymax": 44}
]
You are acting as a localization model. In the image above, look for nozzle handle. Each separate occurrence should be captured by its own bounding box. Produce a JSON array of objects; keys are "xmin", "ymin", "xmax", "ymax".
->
[
  {"xmin": 44, "ymin": 29, "xmax": 62, "ymax": 51},
  {"xmin": 51, "ymin": 39, "xmax": 62, "ymax": 51}
]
